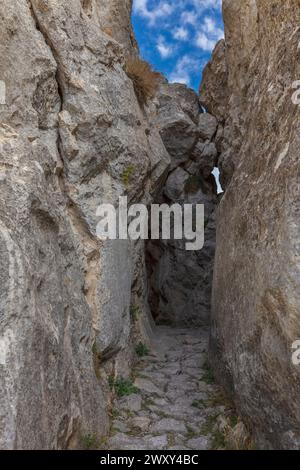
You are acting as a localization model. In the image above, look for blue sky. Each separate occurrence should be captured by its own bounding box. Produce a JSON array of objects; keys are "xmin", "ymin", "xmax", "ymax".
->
[{"xmin": 132, "ymin": 0, "xmax": 224, "ymax": 91}]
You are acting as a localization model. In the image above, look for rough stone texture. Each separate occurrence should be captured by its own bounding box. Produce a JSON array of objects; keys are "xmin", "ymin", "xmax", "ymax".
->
[
  {"xmin": 147, "ymin": 82, "xmax": 218, "ymax": 326},
  {"xmin": 91, "ymin": 0, "xmax": 138, "ymax": 52},
  {"xmin": 107, "ymin": 327, "xmax": 239, "ymax": 450},
  {"xmin": 198, "ymin": 113, "xmax": 218, "ymax": 141},
  {"xmin": 152, "ymin": 82, "xmax": 200, "ymax": 169},
  {"xmin": 199, "ymin": 39, "xmax": 228, "ymax": 122},
  {"xmin": 200, "ymin": 0, "xmax": 300, "ymax": 449},
  {"xmin": 0, "ymin": 0, "xmax": 169, "ymax": 449}
]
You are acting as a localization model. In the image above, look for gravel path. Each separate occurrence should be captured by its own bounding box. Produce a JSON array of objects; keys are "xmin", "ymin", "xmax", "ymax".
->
[{"xmin": 107, "ymin": 327, "xmax": 234, "ymax": 450}]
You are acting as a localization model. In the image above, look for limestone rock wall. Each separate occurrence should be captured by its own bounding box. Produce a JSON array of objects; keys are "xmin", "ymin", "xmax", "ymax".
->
[
  {"xmin": 200, "ymin": 0, "xmax": 300, "ymax": 449},
  {"xmin": 0, "ymin": 0, "xmax": 169, "ymax": 449},
  {"xmin": 146, "ymin": 82, "xmax": 218, "ymax": 326}
]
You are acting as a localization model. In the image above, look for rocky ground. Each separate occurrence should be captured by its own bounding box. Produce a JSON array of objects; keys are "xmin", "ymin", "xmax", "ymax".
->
[{"xmin": 106, "ymin": 327, "xmax": 250, "ymax": 450}]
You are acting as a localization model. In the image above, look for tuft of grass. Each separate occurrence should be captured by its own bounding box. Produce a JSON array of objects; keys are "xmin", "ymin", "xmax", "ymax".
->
[
  {"xmin": 211, "ymin": 429, "xmax": 227, "ymax": 450},
  {"xmin": 192, "ymin": 399, "xmax": 206, "ymax": 409},
  {"xmin": 130, "ymin": 305, "xmax": 141, "ymax": 321},
  {"xmin": 200, "ymin": 414, "xmax": 219, "ymax": 436},
  {"xmin": 109, "ymin": 408, "xmax": 120, "ymax": 419},
  {"xmin": 81, "ymin": 433, "xmax": 100, "ymax": 450},
  {"xmin": 230, "ymin": 415, "xmax": 239, "ymax": 428},
  {"xmin": 201, "ymin": 360, "xmax": 215, "ymax": 385},
  {"xmin": 135, "ymin": 342, "xmax": 150, "ymax": 357},
  {"xmin": 122, "ymin": 165, "xmax": 135, "ymax": 187},
  {"xmin": 125, "ymin": 57, "xmax": 159, "ymax": 106},
  {"xmin": 109, "ymin": 376, "xmax": 138, "ymax": 398},
  {"xmin": 186, "ymin": 426, "xmax": 198, "ymax": 439}
]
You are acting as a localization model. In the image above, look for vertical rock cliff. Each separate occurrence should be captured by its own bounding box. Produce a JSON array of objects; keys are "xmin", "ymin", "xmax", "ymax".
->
[
  {"xmin": 0, "ymin": 0, "xmax": 170, "ymax": 449},
  {"xmin": 0, "ymin": 0, "xmax": 218, "ymax": 449},
  {"xmin": 200, "ymin": 0, "xmax": 300, "ymax": 449}
]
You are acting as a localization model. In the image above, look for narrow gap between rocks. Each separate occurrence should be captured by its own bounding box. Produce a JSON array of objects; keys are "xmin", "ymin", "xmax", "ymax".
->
[{"xmin": 106, "ymin": 39, "xmax": 246, "ymax": 454}]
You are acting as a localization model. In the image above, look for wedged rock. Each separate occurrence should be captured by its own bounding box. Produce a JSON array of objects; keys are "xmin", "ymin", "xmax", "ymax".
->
[
  {"xmin": 156, "ymin": 82, "xmax": 201, "ymax": 124},
  {"xmin": 154, "ymin": 105, "xmax": 198, "ymax": 167},
  {"xmin": 198, "ymin": 113, "xmax": 218, "ymax": 141}
]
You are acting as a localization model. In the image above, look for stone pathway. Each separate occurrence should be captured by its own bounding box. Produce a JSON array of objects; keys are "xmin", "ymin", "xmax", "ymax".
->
[{"xmin": 107, "ymin": 327, "xmax": 244, "ymax": 450}]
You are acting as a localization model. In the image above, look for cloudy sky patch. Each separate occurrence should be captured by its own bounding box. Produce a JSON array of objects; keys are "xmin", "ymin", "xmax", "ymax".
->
[{"xmin": 133, "ymin": 0, "xmax": 223, "ymax": 90}]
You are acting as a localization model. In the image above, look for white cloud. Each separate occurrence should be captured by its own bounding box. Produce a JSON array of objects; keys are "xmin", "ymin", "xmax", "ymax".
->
[
  {"xmin": 172, "ymin": 27, "xmax": 189, "ymax": 41},
  {"xmin": 181, "ymin": 10, "xmax": 198, "ymax": 26},
  {"xmin": 191, "ymin": 0, "xmax": 222, "ymax": 11},
  {"xmin": 157, "ymin": 36, "xmax": 174, "ymax": 58},
  {"xmin": 202, "ymin": 16, "xmax": 223, "ymax": 39},
  {"xmin": 195, "ymin": 32, "xmax": 217, "ymax": 51},
  {"xmin": 133, "ymin": 0, "xmax": 174, "ymax": 24},
  {"xmin": 133, "ymin": 0, "xmax": 224, "ymax": 88},
  {"xmin": 195, "ymin": 16, "xmax": 224, "ymax": 51},
  {"xmin": 169, "ymin": 54, "xmax": 201, "ymax": 86}
]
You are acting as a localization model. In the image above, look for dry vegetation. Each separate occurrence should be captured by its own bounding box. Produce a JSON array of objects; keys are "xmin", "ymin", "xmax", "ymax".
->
[{"xmin": 125, "ymin": 57, "xmax": 160, "ymax": 106}]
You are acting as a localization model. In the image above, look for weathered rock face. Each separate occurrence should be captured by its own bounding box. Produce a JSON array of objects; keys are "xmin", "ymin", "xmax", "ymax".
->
[
  {"xmin": 200, "ymin": 0, "xmax": 300, "ymax": 449},
  {"xmin": 146, "ymin": 82, "xmax": 218, "ymax": 326},
  {"xmin": 0, "ymin": 0, "xmax": 170, "ymax": 449},
  {"xmin": 89, "ymin": 0, "xmax": 138, "ymax": 52}
]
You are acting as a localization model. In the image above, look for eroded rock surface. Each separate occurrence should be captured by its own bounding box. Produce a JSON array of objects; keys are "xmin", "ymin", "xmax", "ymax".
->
[
  {"xmin": 147, "ymin": 82, "xmax": 218, "ymax": 326},
  {"xmin": 0, "ymin": 0, "xmax": 169, "ymax": 449},
  {"xmin": 108, "ymin": 327, "xmax": 247, "ymax": 450},
  {"xmin": 200, "ymin": 0, "xmax": 300, "ymax": 449}
]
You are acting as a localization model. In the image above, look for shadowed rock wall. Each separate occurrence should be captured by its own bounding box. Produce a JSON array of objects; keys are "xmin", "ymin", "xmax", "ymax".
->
[{"xmin": 200, "ymin": 0, "xmax": 300, "ymax": 449}]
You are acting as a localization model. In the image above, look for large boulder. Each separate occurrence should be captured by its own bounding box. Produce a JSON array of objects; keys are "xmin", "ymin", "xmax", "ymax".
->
[
  {"xmin": 153, "ymin": 83, "xmax": 200, "ymax": 168},
  {"xmin": 198, "ymin": 113, "xmax": 218, "ymax": 141}
]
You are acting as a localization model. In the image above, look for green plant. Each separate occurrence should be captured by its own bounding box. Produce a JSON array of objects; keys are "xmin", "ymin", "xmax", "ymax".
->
[
  {"xmin": 186, "ymin": 426, "xmax": 198, "ymax": 439},
  {"xmin": 211, "ymin": 429, "xmax": 227, "ymax": 450},
  {"xmin": 109, "ymin": 408, "xmax": 120, "ymax": 419},
  {"xmin": 81, "ymin": 433, "xmax": 100, "ymax": 450},
  {"xmin": 125, "ymin": 57, "xmax": 160, "ymax": 105},
  {"xmin": 200, "ymin": 414, "xmax": 219, "ymax": 436},
  {"xmin": 201, "ymin": 360, "xmax": 215, "ymax": 385},
  {"xmin": 135, "ymin": 342, "xmax": 150, "ymax": 357},
  {"xmin": 230, "ymin": 415, "xmax": 239, "ymax": 428},
  {"xmin": 109, "ymin": 376, "xmax": 138, "ymax": 397},
  {"xmin": 191, "ymin": 399, "xmax": 206, "ymax": 409},
  {"xmin": 130, "ymin": 305, "xmax": 141, "ymax": 321},
  {"xmin": 122, "ymin": 165, "xmax": 135, "ymax": 187}
]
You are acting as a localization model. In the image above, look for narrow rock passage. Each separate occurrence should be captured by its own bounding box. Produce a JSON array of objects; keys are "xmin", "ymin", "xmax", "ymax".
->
[{"xmin": 107, "ymin": 327, "xmax": 238, "ymax": 450}]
